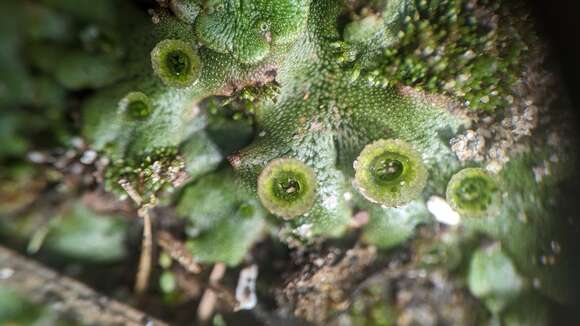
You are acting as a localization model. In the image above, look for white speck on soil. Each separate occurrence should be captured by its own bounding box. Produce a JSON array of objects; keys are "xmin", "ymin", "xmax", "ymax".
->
[
  {"xmin": 235, "ymin": 265, "xmax": 258, "ymax": 311},
  {"xmin": 427, "ymin": 196, "xmax": 461, "ymax": 226}
]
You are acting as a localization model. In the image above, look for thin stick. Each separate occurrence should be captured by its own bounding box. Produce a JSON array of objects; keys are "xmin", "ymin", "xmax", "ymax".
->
[
  {"xmin": 135, "ymin": 206, "xmax": 153, "ymax": 294},
  {"xmin": 118, "ymin": 178, "xmax": 155, "ymax": 295},
  {"xmin": 197, "ymin": 263, "xmax": 226, "ymax": 323},
  {"xmin": 118, "ymin": 178, "xmax": 143, "ymax": 206},
  {"xmin": 157, "ymin": 231, "xmax": 202, "ymax": 274}
]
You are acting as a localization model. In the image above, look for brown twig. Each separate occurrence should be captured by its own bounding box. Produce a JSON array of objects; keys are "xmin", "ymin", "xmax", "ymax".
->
[
  {"xmin": 0, "ymin": 245, "xmax": 168, "ymax": 326},
  {"xmin": 157, "ymin": 231, "xmax": 202, "ymax": 274},
  {"xmin": 118, "ymin": 179, "xmax": 143, "ymax": 206},
  {"xmin": 118, "ymin": 178, "xmax": 154, "ymax": 295},
  {"xmin": 197, "ymin": 263, "xmax": 226, "ymax": 323},
  {"xmin": 135, "ymin": 206, "xmax": 154, "ymax": 294}
]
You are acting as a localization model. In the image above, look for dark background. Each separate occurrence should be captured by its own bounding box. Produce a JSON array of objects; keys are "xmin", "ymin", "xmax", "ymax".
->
[
  {"xmin": 529, "ymin": 0, "xmax": 580, "ymax": 125},
  {"xmin": 529, "ymin": 0, "xmax": 580, "ymax": 318}
]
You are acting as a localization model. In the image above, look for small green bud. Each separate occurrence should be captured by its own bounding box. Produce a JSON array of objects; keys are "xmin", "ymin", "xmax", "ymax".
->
[
  {"xmin": 446, "ymin": 167, "xmax": 500, "ymax": 217},
  {"xmin": 150, "ymin": 39, "xmax": 201, "ymax": 88},
  {"xmin": 159, "ymin": 271, "xmax": 176, "ymax": 294},
  {"xmin": 118, "ymin": 91, "xmax": 153, "ymax": 120},
  {"xmin": 354, "ymin": 139, "xmax": 427, "ymax": 206},
  {"xmin": 257, "ymin": 158, "xmax": 317, "ymax": 219}
]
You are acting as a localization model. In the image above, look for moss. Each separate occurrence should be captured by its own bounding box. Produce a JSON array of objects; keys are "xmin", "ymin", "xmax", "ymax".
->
[
  {"xmin": 362, "ymin": 200, "xmax": 430, "ymax": 249},
  {"xmin": 468, "ymin": 244, "xmax": 525, "ymax": 314},
  {"xmin": 54, "ymin": 51, "xmax": 124, "ymax": 90},
  {"xmin": 463, "ymin": 148, "xmax": 579, "ymax": 304},
  {"xmin": 104, "ymin": 146, "xmax": 183, "ymax": 200},
  {"xmin": 230, "ymin": 0, "xmax": 465, "ymax": 236},
  {"xmin": 350, "ymin": 0, "xmax": 534, "ymax": 111},
  {"xmin": 177, "ymin": 170, "xmax": 266, "ymax": 266},
  {"xmin": 180, "ymin": 131, "xmax": 223, "ymax": 179},
  {"xmin": 0, "ymin": 199, "xmax": 128, "ymax": 264},
  {"xmin": 194, "ymin": 0, "xmax": 309, "ymax": 64},
  {"xmin": 1, "ymin": 0, "xmax": 577, "ymax": 322},
  {"xmin": 44, "ymin": 202, "xmax": 128, "ymax": 263}
]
